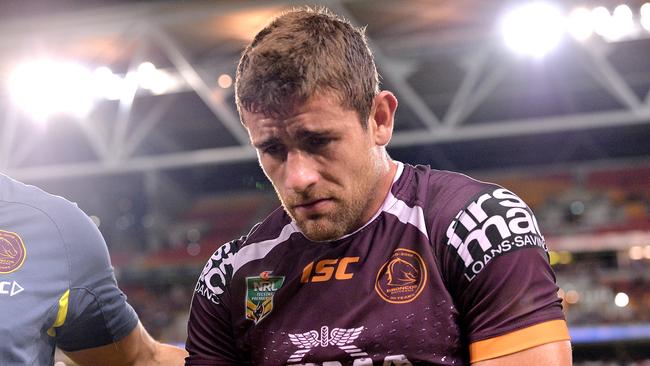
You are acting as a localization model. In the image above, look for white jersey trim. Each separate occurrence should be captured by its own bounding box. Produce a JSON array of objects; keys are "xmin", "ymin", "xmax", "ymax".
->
[
  {"xmin": 379, "ymin": 161, "xmax": 428, "ymax": 240},
  {"xmin": 232, "ymin": 222, "xmax": 298, "ymax": 276},
  {"xmin": 336, "ymin": 161, "xmax": 406, "ymax": 239},
  {"xmin": 383, "ymin": 194, "xmax": 429, "ymax": 240}
]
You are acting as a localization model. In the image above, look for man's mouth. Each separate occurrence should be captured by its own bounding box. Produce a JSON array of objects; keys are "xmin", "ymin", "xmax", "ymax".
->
[{"xmin": 293, "ymin": 198, "xmax": 333, "ymax": 215}]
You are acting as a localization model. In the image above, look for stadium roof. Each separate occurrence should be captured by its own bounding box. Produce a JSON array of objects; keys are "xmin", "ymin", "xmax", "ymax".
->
[{"xmin": 1, "ymin": 0, "xmax": 650, "ymax": 184}]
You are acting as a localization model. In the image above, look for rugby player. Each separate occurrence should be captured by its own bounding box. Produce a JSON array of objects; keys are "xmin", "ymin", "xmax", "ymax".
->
[
  {"xmin": 0, "ymin": 173, "xmax": 187, "ymax": 365},
  {"xmin": 186, "ymin": 7, "xmax": 572, "ymax": 365}
]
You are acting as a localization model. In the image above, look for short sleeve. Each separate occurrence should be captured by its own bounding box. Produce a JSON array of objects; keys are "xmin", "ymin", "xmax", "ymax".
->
[
  {"xmin": 435, "ymin": 186, "xmax": 569, "ymax": 362},
  {"xmin": 53, "ymin": 203, "xmax": 138, "ymax": 351},
  {"xmin": 186, "ymin": 240, "xmax": 244, "ymax": 365}
]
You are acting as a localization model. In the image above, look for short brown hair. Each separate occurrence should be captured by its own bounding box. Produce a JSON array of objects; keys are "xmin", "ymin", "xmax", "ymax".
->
[{"xmin": 235, "ymin": 7, "xmax": 379, "ymax": 127}]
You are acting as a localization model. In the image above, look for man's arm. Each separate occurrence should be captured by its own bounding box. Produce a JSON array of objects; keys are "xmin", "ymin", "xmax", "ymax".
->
[
  {"xmin": 64, "ymin": 321, "xmax": 187, "ymax": 366},
  {"xmin": 432, "ymin": 184, "xmax": 572, "ymax": 363},
  {"xmin": 186, "ymin": 240, "xmax": 243, "ymax": 364},
  {"xmin": 473, "ymin": 340, "xmax": 571, "ymax": 366}
]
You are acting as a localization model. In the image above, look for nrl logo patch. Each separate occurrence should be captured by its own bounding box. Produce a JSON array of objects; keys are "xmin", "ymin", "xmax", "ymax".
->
[{"xmin": 245, "ymin": 271, "xmax": 284, "ymax": 324}]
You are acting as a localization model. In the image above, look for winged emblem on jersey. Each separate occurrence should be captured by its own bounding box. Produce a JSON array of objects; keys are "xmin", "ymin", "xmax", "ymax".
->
[
  {"xmin": 288, "ymin": 330, "xmax": 320, "ymax": 349},
  {"xmin": 287, "ymin": 326, "xmax": 367, "ymax": 363}
]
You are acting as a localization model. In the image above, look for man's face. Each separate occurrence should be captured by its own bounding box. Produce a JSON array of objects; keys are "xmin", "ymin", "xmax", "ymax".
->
[{"xmin": 243, "ymin": 93, "xmax": 385, "ymax": 241}]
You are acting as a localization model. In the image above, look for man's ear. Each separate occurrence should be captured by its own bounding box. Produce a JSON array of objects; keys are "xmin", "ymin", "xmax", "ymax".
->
[{"xmin": 369, "ymin": 91, "xmax": 398, "ymax": 146}]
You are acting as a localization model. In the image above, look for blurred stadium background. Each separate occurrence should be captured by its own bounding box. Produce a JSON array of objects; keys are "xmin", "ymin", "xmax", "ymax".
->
[{"xmin": 0, "ymin": 0, "xmax": 649, "ymax": 364}]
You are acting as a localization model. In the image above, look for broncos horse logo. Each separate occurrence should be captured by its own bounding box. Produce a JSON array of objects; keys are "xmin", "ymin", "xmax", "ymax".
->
[
  {"xmin": 287, "ymin": 326, "xmax": 367, "ymax": 363},
  {"xmin": 384, "ymin": 258, "xmax": 419, "ymax": 286},
  {"xmin": 0, "ymin": 231, "xmax": 26, "ymax": 273},
  {"xmin": 0, "ymin": 237, "xmax": 19, "ymax": 259}
]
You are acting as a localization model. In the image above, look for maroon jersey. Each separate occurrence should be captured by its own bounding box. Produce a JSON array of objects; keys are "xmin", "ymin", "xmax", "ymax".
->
[{"xmin": 186, "ymin": 163, "xmax": 569, "ymax": 365}]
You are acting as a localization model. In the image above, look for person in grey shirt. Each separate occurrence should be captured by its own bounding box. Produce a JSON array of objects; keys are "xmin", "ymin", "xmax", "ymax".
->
[{"xmin": 0, "ymin": 173, "xmax": 187, "ymax": 365}]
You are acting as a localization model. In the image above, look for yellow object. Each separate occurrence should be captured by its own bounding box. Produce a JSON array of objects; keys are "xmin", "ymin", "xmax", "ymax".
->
[{"xmin": 47, "ymin": 289, "xmax": 70, "ymax": 337}]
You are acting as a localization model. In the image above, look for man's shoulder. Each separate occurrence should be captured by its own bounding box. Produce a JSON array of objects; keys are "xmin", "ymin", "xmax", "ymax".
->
[
  {"xmin": 204, "ymin": 206, "xmax": 290, "ymax": 257},
  {"xmin": 240, "ymin": 206, "xmax": 292, "ymax": 248},
  {"xmin": 221, "ymin": 206, "xmax": 295, "ymax": 270},
  {"xmin": 398, "ymin": 164, "xmax": 497, "ymax": 211},
  {"xmin": 196, "ymin": 206, "xmax": 292, "ymax": 302},
  {"xmin": 411, "ymin": 164, "xmax": 493, "ymax": 190},
  {"xmin": 0, "ymin": 174, "xmax": 88, "ymax": 232}
]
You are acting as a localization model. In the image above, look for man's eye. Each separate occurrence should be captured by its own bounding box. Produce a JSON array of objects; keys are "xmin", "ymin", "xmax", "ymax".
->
[
  {"xmin": 307, "ymin": 137, "xmax": 330, "ymax": 149},
  {"xmin": 263, "ymin": 144, "xmax": 285, "ymax": 156}
]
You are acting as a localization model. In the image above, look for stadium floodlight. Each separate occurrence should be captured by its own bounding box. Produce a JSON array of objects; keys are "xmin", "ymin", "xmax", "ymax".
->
[
  {"xmin": 136, "ymin": 61, "xmax": 157, "ymax": 91},
  {"xmin": 613, "ymin": 4, "xmax": 633, "ymax": 21},
  {"xmin": 592, "ymin": 6, "xmax": 614, "ymax": 38},
  {"xmin": 136, "ymin": 61, "xmax": 174, "ymax": 95},
  {"xmin": 606, "ymin": 4, "xmax": 635, "ymax": 41},
  {"xmin": 567, "ymin": 7, "xmax": 594, "ymax": 41},
  {"xmin": 92, "ymin": 66, "xmax": 127, "ymax": 101},
  {"xmin": 641, "ymin": 3, "xmax": 650, "ymax": 31},
  {"xmin": 589, "ymin": 4, "xmax": 639, "ymax": 41},
  {"xmin": 217, "ymin": 74, "xmax": 233, "ymax": 89},
  {"xmin": 8, "ymin": 59, "xmax": 94, "ymax": 122},
  {"xmin": 614, "ymin": 292, "xmax": 629, "ymax": 307},
  {"xmin": 500, "ymin": 2, "xmax": 566, "ymax": 58},
  {"xmin": 629, "ymin": 245, "xmax": 644, "ymax": 260}
]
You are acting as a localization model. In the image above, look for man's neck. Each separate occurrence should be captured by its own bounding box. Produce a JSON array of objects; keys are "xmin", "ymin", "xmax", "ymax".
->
[{"xmin": 359, "ymin": 159, "xmax": 398, "ymax": 225}]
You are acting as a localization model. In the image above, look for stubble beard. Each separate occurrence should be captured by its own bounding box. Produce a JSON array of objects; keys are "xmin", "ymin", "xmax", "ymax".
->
[{"xmin": 279, "ymin": 165, "xmax": 381, "ymax": 242}]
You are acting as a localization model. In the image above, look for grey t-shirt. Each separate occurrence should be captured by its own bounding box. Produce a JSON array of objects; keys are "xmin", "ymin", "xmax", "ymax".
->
[{"xmin": 0, "ymin": 173, "xmax": 138, "ymax": 365}]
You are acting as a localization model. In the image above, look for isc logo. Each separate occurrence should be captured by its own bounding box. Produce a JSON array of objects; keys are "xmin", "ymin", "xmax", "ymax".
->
[{"xmin": 301, "ymin": 257, "xmax": 359, "ymax": 283}]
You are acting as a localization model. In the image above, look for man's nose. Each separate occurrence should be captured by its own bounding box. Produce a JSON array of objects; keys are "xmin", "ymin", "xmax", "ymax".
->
[{"xmin": 284, "ymin": 150, "xmax": 319, "ymax": 192}]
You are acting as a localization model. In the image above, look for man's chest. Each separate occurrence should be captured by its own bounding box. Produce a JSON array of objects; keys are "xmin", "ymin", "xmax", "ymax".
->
[{"xmin": 228, "ymin": 219, "xmax": 467, "ymax": 365}]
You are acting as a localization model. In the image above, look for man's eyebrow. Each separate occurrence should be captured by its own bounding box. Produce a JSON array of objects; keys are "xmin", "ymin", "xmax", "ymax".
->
[
  {"xmin": 294, "ymin": 129, "xmax": 335, "ymax": 140},
  {"xmin": 252, "ymin": 136, "xmax": 282, "ymax": 149}
]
